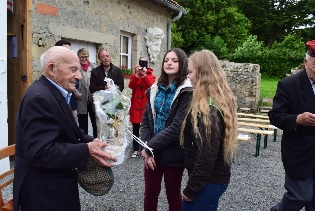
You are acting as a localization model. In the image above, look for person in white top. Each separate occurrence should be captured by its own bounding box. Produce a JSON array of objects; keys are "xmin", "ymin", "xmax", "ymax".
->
[{"xmin": 76, "ymin": 48, "xmax": 97, "ymax": 137}]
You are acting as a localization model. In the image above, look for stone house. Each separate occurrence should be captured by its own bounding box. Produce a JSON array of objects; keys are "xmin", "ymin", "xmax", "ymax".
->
[
  {"xmin": 4, "ymin": 0, "xmax": 187, "ymax": 146},
  {"xmin": 3, "ymin": 0, "xmax": 261, "ymax": 149}
]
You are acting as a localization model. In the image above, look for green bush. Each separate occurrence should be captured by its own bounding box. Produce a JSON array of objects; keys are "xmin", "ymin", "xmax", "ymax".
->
[
  {"xmin": 260, "ymin": 35, "xmax": 305, "ymax": 78},
  {"xmin": 230, "ymin": 34, "xmax": 305, "ymax": 79},
  {"xmin": 230, "ymin": 35, "xmax": 265, "ymax": 65},
  {"xmin": 195, "ymin": 35, "xmax": 229, "ymax": 59}
]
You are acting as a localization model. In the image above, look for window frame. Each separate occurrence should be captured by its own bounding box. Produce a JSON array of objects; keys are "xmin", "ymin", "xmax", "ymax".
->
[{"xmin": 120, "ymin": 33, "xmax": 132, "ymax": 69}]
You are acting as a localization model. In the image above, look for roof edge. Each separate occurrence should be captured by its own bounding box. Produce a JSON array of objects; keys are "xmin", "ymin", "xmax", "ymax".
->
[{"xmin": 153, "ymin": 0, "xmax": 187, "ymax": 15}]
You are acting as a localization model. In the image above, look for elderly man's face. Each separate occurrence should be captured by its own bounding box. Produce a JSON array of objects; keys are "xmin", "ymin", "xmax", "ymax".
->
[
  {"xmin": 52, "ymin": 53, "xmax": 81, "ymax": 93},
  {"xmin": 98, "ymin": 50, "xmax": 111, "ymax": 67},
  {"xmin": 305, "ymin": 56, "xmax": 315, "ymax": 81}
]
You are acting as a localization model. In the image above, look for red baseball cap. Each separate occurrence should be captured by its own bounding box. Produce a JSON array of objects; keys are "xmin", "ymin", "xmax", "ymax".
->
[{"xmin": 306, "ymin": 40, "xmax": 315, "ymax": 57}]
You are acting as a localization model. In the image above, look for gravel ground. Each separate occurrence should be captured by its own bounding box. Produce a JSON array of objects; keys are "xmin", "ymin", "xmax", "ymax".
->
[
  {"xmin": 78, "ymin": 129, "xmax": 289, "ymax": 211},
  {"xmin": 3, "ymin": 129, "xmax": 296, "ymax": 211}
]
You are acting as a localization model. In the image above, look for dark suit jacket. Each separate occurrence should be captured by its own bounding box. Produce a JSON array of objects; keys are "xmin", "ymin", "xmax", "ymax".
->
[
  {"xmin": 90, "ymin": 63, "xmax": 124, "ymax": 93},
  {"xmin": 13, "ymin": 75, "xmax": 94, "ymax": 211},
  {"xmin": 269, "ymin": 70, "xmax": 315, "ymax": 179}
]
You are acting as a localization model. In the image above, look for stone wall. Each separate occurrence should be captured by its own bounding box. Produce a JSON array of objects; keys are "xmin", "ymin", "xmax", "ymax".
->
[
  {"xmin": 221, "ymin": 61, "xmax": 261, "ymax": 111},
  {"xmin": 31, "ymin": 0, "xmax": 171, "ymax": 79}
]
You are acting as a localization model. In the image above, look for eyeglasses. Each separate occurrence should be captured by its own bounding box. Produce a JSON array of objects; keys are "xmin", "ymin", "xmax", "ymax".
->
[{"xmin": 79, "ymin": 56, "xmax": 89, "ymax": 59}]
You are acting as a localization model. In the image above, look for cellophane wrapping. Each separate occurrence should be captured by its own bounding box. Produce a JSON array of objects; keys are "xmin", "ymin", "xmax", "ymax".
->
[{"xmin": 93, "ymin": 78, "xmax": 132, "ymax": 165}]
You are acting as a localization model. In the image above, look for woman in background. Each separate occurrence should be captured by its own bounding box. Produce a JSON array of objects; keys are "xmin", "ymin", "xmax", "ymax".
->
[
  {"xmin": 128, "ymin": 56, "xmax": 156, "ymax": 158},
  {"xmin": 76, "ymin": 48, "xmax": 97, "ymax": 137},
  {"xmin": 141, "ymin": 48, "xmax": 193, "ymax": 211},
  {"xmin": 180, "ymin": 50, "xmax": 238, "ymax": 211}
]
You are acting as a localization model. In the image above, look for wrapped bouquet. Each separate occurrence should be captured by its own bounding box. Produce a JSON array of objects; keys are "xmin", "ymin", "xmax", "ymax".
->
[{"xmin": 93, "ymin": 78, "xmax": 132, "ymax": 165}]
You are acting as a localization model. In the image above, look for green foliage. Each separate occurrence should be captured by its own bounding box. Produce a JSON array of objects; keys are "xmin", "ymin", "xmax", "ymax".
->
[
  {"xmin": 121, "ymin": 65, "xmax": 133, "ymax": 74},
  {"xmin": 230, "ymin": 35, "xmax": 265, "ymax": 64},
  {"xmin": 231, "ymin": 34, "xmax": 305, "ymax": 78},
  {"xmin": 171, "ymin": 0, "xmax": 312, "ymax": 78},
  {"xmin": 171, "ymin": 23, "xmax": 185, "ymax": 48},
  {"xmin": 216, "ymin": 6, "xmax": 251, "ymax": 50},
  {"xmin": 172, "ymin": 0, "xmax": 251, "ymax": 54},
  {"xmin": 194, "ymin": 35, "xmax": 229, "ymax": 59},
  {"xmin": 115, "ymin": 102, "xmax": 124, "ymax": 110},
  {"xmin": 235, "ymin": 0, "xmax": 315, "ymax": 45},
  {"xmin": 261, "ymin": 35, "xmax": 305, "ymax": 78}
]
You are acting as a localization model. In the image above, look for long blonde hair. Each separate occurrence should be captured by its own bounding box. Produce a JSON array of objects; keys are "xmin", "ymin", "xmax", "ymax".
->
[{"xmin": 180, "ymin": 50, "xmax": 238, "ymax": 164}]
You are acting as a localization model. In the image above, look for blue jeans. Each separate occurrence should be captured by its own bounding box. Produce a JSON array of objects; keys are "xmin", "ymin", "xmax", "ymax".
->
[{"xmin": 182, "ymin": 183, "xmax": 228, "ymax": 211}]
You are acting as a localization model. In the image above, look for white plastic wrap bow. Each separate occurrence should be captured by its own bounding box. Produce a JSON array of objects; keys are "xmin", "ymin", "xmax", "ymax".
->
[{"xmin": 127, "ymin": 131, "xmax": 154, "ymax": 157}]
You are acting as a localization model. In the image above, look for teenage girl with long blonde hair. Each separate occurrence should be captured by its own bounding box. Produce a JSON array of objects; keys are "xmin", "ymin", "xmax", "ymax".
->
[{"xmin": 180, "ymin": 49, "xmax": 238, "ymax": 211}]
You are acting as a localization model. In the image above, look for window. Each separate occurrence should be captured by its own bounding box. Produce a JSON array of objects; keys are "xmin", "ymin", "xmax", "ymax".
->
[{"xmin": 120, "ymin": 33, "xmax": 132, "ymax": 69}]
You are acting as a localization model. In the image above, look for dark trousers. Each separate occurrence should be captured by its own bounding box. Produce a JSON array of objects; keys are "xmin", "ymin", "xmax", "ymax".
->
[
  {"xmin": 132, "ymin": 123, "xmax": 140, "ymax": 151},
  {"xmin": 274, "ymin": 172, "xmax": 315, "ymax": 211},
  {"xmin": 144, "ymin": 154, "xmax": 184, "ymax": 211},
  {"xmin": 78, "ymin": 103, "xmax": 97, "ymax": 138}
]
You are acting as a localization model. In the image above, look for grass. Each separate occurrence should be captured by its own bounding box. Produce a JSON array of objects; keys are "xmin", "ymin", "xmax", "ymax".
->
[{"xmin": 260, "ymin": 78, "xmax": 279, "ymax": 101}]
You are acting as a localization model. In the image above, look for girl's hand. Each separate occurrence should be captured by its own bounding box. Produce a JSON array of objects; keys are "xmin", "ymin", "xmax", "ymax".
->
[
  {"xmin": 146, "ymin": 157, "xmax": 156, "ymax": 170},
  {"xmin": 141, "ymin": 149, "xmax": 155, "ymax": 170},
  {"xmin": 182, "ymin": 193, "xmax": 193, "ymax": 202}
]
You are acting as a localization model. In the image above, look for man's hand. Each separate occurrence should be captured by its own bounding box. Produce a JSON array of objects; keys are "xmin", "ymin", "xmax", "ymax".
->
[
  {"xmin": 87, "ymin": 138, "xmax": 116, "ymax": 167},
  {"xmin": 296, "ymin": 112, "xmax": 315, "ymax": 126}
]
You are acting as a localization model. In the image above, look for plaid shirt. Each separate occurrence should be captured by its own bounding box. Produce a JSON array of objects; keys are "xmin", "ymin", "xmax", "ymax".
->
[{"xmin": 154, "ymin": 82, "xmax": 178, "ymax": 135}]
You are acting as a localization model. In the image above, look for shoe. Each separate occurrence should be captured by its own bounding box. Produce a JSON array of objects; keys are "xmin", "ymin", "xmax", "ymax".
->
[{"xmin": 131, "ymin": 151, "xmax": 139, "ymax": 158}]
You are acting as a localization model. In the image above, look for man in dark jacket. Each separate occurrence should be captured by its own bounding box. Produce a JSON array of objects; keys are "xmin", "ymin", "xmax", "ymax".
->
[
  {"xmin": 13, "ymin": 46, "xmax": 116, "ymax": 211},
  {"xmin": 269, "ymin": 40, "xmax": 315, "ymax": 211},
  {"xmin": 89, "ymin": 49, "xmax": 124, "ymax": 138},
  {"xmin": 90, "ymin": 49, "xmax": 124, "ymax": 92}
]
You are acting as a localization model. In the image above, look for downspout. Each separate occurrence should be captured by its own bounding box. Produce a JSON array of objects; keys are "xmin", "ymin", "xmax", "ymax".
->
[{"xmin": 167, "ymin": 11, "xmax": 182, "ymax": 50}]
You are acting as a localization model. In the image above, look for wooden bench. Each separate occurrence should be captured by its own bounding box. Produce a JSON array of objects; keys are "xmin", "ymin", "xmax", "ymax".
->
[
  {"xmin": 237, "ymin": 127, "xmax": 274, "ymax": 157},
  {"xmin": 0, "ymin": 144, "xmax": 15, "ymax": 211},
  {"xmin": 259, "ymin": 97, "xmax": 273, "ymax": 115},
  {"xmin": 239, "ymin": 107, "xmax": 251, "ymax": 113},
  {"xmin": 237, "ymin": 117, "xmax": 270, "ymax": 123},
  {"xmin": 237, "ymin": 133, "xmax": 251, "ymax": 141},
  {"xmin": 237, "ymin": 117, "xmax": 278, "ymax": 142},
  {"xmin": 237, "ymin": 113, "xmax": 269, "ymax": 119},
  {"xmin": 238, "ymin": 121, "xmax": 277, "ymax": 147}
]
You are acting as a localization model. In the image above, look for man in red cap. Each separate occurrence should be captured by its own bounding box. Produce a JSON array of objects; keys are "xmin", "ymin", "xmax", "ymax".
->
[{"xmin": 269, "ymin": 40, "xmax": 315, "ymax": 211}]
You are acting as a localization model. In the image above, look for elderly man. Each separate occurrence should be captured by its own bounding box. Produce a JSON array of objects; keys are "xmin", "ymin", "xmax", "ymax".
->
[
  {"xmin": 269, "ymin": 40, "xmax": 315, "ymax": 211},
  {"xmin": 90, "ymin": 49, "xmax": 124, "ymax": 92},
  {"xmin": 13, "ymin": 46, "xmax": 116, "ymax": 211}
]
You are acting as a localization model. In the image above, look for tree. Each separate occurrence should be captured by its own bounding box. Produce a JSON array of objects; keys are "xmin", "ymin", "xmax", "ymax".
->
[
  {"xmin": 231, "ymin": 35, "xmax": 265, "ymax": 64},
  {"xmin": 172, "ymin": 0, "xmax": 251, "ymax": 54},
  {"xmin": 230, "ymin": 34, "xmax": 305, "ymax": 78},
  {"xmin": 195, "ymin": 35, "xmax": 229, "ymax": 59},
  {"xmin": 235, "ymin": 0, "xmax": 315, "ymax": 45},
  {"xmin": 261, "ymin": 34, "xmax": 305, "ymax": 78}
]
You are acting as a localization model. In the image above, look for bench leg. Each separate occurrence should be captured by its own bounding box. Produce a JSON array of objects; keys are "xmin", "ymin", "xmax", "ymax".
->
[
  {"xmin": 264, "ymin": 135, "xmax": 268, "ymax": 149},
  {"xmin": 255, "ymin": 134, "xmax": 261, "ymax": 157},
  {"xmin": 273, "ymin": 129, "xmax": 277, "ymax": 142}
]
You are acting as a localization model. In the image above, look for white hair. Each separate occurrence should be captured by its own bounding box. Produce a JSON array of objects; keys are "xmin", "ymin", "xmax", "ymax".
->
[
  {"xmin": 306, "ymin": 53, "xmax": 311, "ymax": 60},
  {"xmin": 40, "ymin": 46, "xmax": 76, "ymax": 72}
]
